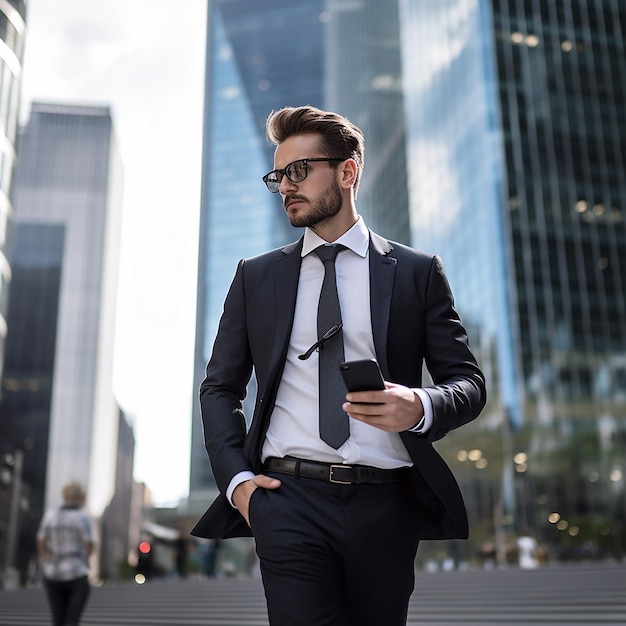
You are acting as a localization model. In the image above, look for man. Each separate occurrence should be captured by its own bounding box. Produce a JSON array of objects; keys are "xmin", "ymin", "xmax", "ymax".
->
[
  {"xmin": 37, "ymin": 482, "xmax": 95, "ymax": 626},
  {"xmin": 192, "ymin": 105, "xmax": 486, "ymax": 625}
]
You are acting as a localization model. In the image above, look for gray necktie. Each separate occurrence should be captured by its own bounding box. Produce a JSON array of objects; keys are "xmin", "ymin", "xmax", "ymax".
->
[{"xmin": 314, "ymin": 244, "xmax": 349, "ymax": 448}]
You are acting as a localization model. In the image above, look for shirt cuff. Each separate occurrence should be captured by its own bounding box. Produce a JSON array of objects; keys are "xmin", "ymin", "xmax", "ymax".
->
[
  {"xmin": 407, "ymin": 388, "xmax": 433, "ymax": 433},
  {"xmin": 226, "ymin": 471, "xmax": 256, "ymax": 507}
]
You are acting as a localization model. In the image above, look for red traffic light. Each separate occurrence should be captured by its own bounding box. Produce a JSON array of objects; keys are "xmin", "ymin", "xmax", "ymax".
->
[{"xmin": 138, "ymin": 541, "xmax": 151, "ymax": 554}]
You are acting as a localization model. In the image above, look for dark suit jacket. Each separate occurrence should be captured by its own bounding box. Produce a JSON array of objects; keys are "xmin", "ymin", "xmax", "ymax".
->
[{"xmin": 191, "ymin": 230, "xmax": 486, "ymax": 540}]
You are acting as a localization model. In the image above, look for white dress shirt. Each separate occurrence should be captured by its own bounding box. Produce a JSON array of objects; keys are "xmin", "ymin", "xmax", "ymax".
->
[{"xmin": 227, "ymin": 217, "xmax": 433, "ymax": 503}]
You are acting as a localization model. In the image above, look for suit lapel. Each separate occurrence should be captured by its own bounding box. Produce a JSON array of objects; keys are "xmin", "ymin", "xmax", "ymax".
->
[
  {"xmin": 368, "ymin": 231, "xmax": 396, "ymax": 379},
  {"xmin": 268, "ymin": 238, "xmax": 303, "ymax": 380},
  {"xmin": 247, "ymin": 238, "xmax": 303, "ymax": 467}
]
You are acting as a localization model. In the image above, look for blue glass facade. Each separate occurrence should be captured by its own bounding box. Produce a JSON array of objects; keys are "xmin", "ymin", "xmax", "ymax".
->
[
  {"xmin": 400, "ymin": 0, "xmax": 626, "ymax": 563},
  {"xmin": 190, "ymin": 0, "xmax": 325, "ymax": 492},
  {"xmin": 192, "ymin": 0, "xmax": 626, "ymax": 565},
  {"xmin": 202, "ymin": 10, "xmax": 279, "ymax": 359},
  {"xmin": 400, "ymin": 0, "xmax": 517, "ymax": 424}
]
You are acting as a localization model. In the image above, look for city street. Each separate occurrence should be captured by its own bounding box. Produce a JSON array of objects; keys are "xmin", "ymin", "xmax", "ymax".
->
[{"xmin": 0, "ymin": 562, "xmax": 624, "ymax": 625}]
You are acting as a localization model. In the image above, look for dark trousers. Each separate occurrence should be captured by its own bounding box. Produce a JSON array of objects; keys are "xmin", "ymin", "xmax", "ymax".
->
[
  {"xmin": 249, "ymin": 472, "xmax": 420, "ymax": 626},
  {"xmin": 43, "ymin": 576, "xmax": 90, "ymax": 626}
]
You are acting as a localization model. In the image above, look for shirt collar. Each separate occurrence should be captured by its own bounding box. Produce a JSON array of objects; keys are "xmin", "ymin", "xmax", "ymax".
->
[{"xmin": 301, "ymin": 215, "xmax": 369, "ymax": 258}]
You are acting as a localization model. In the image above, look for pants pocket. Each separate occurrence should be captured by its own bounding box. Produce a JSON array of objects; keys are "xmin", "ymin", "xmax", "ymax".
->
[{"xmin": 247, "ymin": 485, "xmax": 265, "ymax": 530}]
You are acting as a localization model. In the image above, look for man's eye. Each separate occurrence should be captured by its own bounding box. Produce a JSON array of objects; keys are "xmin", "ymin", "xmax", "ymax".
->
[{"xmin": 289, "ymin": 161, "xmax": 307, "ymax": 179}]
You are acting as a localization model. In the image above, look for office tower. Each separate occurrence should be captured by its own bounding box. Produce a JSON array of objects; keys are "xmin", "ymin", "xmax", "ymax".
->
[
  {"xmin": 0, "ymin": 103, "xmax": 123, "ymax": 578},
  {"xmin": 0, "ymin": 0, "xmax": 27, "ymax": 390},
  {"xmin": 190, "ymin": 0, "xmax": 409, "ymax": 498},
  {"xmin": 100, "ymin": 409, "xmax": 136, "ymax": 581},
  {"xmin": 400, "ymin": 0, "xmax": 626, "ymax": 558}
]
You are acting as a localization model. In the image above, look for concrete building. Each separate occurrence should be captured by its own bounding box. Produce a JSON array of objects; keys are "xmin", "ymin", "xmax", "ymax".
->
[
  {"xmin": 0, "ymin": 102, "xmax": 124, "ymax": 580},
  {"xmin": 99, "ymin": 409, "xmax": 136, "ymax": 581}
]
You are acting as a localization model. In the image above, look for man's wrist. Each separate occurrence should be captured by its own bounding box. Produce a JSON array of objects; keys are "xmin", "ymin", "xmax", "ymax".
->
[
  {"xmin": 408, "ymin": 415, "xmax": 426, "ymax": 432},
  {"xmin": 407, "ymin": 388, "xmax": 433, "ymax": 433},
  {"xmin": 226, "ymin": 471, "xmax": 256, "ymax": 507}
]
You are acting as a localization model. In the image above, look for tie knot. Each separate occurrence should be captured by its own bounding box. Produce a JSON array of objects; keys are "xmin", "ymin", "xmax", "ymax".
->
[{"xmin": 314, "ymin": 244, "xmax": 346, "ymax": 263}]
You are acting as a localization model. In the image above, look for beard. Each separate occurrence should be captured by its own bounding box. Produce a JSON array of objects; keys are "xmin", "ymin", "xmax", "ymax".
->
[{"xmin": 285, "ymin": 179, "xmax": 343, "ymax": 228}]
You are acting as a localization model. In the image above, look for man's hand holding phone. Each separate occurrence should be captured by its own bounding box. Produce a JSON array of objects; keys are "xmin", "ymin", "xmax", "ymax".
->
[{"xmin": 340, "ymin": 359, "xmax": 424, "ymax": 433}]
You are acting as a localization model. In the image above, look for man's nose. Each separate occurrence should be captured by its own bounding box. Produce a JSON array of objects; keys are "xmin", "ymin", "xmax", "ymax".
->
[{"xmin": 279, "ymin": 173, "xmax": 296, "ymax": 194}]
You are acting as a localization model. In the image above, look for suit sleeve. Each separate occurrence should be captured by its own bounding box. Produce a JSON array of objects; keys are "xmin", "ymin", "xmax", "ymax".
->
[
  {"xmin": 419, "ymin": 255, "xmax": 486, "ymax": 441},
  {"xmin": 199, "ymin": 259, "xmax": 254, "ymax": 493}
]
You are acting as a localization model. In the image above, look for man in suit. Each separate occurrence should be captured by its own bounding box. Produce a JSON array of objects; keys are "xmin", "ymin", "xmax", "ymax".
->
[{"xmin": 192, "ymin": 105, "xmax": 486, "ymax": 626}]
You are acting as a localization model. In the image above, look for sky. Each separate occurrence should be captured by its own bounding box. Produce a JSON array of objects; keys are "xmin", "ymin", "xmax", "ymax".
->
[{"xmin": 19, "ymin": 1, "xmax": 208, "ymax": 504}]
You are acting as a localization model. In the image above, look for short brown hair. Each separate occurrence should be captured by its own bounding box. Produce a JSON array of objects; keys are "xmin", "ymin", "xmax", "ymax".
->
[
  {"xmin": 266, "ymin": 105, "xmax": 365, "ymax": 194},
  {"xmin": 62, "ymin": 482, "xmax": 86, "ymax": 505}
]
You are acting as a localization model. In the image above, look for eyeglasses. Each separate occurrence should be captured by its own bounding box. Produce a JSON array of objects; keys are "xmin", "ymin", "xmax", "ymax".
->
[
  {"xmin": 297, "ymin": 324, "xmax": 343, "ymax": 361},
  {"xmin": 262, "ymin": 158, "xmax": 346, "ymax": 193}
]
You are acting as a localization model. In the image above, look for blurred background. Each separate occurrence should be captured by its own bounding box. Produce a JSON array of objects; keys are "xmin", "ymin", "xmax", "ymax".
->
[{"xmin": 0, "ymin": 0, "xmax": 624, "ymax": 588}]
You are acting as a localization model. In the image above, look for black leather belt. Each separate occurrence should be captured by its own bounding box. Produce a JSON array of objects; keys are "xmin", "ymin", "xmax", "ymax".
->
[{"xmin": 262, "ymin": 457, "xmax": 408, "ymax": 485}]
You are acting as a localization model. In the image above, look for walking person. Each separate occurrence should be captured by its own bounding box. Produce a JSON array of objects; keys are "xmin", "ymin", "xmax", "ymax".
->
[
  {"xmin": 37, "ymin": 482, "xmax": 95, "ymax": 626},
  {"xmin": 192, "ymin": 105, "xmax": 486, "ymax": 625}
]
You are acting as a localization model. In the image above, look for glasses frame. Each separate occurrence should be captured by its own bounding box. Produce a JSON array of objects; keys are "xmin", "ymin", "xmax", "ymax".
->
[{"xmin": 262, "ymin": 157, "xmax": 346, "ymax": 193}]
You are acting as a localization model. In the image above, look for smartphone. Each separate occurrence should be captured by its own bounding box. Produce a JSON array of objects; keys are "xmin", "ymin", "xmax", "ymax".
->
[{"xmin": 339, "ymin": 359, "xmax": 386, "ymax": 393}]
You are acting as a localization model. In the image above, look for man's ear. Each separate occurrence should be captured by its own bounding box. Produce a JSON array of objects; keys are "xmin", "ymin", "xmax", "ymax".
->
[{"xmin": 340, "ymin": 158, "xmax": 358, "ymax": 190}]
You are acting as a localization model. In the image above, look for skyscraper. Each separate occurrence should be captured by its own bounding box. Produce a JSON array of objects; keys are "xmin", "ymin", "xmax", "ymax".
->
[
  {"xmin": 190, "ymin": 0, "xmax": 409, "ymax": 498},
  {"xmin": 400, "ymin": 0, "xmax": 625, "ymax": 558},
  {"xmin": 192, "ymin": 0, "xmax": 625, "ymax": 561},
  {"xmin": 1, "ymin": 103, "xmax": 123, "ymax": 541},
  {"xmin": 0, "ymin": 0, "xmax": 27, "ymax": 390}
]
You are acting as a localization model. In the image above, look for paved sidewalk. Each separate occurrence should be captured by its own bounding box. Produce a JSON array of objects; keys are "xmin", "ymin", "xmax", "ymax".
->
[{"xmin": 0, "ymin": 562, "xmax": 624, "ymax": 625}]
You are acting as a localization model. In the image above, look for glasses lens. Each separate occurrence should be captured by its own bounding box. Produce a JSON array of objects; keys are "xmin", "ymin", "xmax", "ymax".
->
[
  {"xmin": 286, "ymin": 160, "xmax": 308, "ymax": 183},
  {"xmin": 264, "ymin": 171, "xmax": 281, "ymax": 192}
]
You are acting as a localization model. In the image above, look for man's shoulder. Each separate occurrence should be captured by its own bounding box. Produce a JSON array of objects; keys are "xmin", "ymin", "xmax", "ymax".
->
[
  {"xmin": 242, "ymin": 239, "xmax": 303, "ymax": 266},
  {"xmin": 248, "ymin": 239, "xmax": 301, "ymax": 261}
]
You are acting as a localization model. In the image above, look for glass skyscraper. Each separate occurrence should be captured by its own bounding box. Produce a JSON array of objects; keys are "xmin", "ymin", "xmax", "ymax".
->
[
  {"xmin": 192, "ymin": 0, "xmax": 625, "ymax": 563},
  {"xmin": 401, "ymin": 0, "xmax": 625, "ymax": 562}
]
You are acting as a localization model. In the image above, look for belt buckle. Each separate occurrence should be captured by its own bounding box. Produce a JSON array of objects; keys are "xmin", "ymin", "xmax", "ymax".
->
[{"xmin": 329, "ymin": 464, "xmax": 353, "ymax": 484}]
